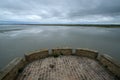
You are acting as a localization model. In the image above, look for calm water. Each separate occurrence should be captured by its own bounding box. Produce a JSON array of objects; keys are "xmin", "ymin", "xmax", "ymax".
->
[{"xmin": 0, "ymin": 25, "xmax": 120, "ymax": 69}]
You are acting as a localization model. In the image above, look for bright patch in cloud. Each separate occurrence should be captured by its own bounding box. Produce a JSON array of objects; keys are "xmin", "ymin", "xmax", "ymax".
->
[{"xmin": 25, "ymin": 15, "xmax": 42, "ymax": 20}]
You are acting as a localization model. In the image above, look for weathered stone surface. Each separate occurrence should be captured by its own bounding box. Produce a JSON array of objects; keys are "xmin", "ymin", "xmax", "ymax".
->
[
  {"xmin": 25, "ymin": 49, "xmax": 49, "ymax": 62},
  {"xmin": 52, "ymin": 48, "xmax": 72, "ymax": 55},
  {"xmin": 76, "ymin": 48, "xmax": 98, "ymax": 59},
  {"xmin": 17, "ymin": 56, "xmax": 116, "ymax": 80},
  {"xmin": 98, "ymin": 54, "xmax": 120, "ymax": 78},
  {"xmin": 0, "ymin": 57, "xmax": 26, "ymax": 80}
]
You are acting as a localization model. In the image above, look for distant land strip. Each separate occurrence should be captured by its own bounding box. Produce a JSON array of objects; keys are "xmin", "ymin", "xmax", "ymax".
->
[{"xmin": 0, "ymin": 24, "xmax": 120, "ymax": 27}]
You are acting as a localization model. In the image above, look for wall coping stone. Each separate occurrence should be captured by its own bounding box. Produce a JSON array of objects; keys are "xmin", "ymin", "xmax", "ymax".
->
[
  {"xmin": 76, "ymin": 48, "xmax": 98, "ymax": 53},
  {"xmin": 25, "ymin": 49, "xmax": 48, "ymax": 56}
]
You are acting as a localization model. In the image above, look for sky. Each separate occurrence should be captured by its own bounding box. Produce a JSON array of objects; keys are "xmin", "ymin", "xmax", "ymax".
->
[{"xmin": 0, "ymin": 0, "xmax": 120, "ymax": 24}]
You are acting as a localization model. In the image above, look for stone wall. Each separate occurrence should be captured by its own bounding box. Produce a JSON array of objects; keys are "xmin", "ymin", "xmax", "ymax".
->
[
  {"xmin": 98, "ymin": 54, "xmax": 120, "ymax": 78},
  {"xmin": 0, "ymin": 57, "xmax": 27, "ymax": 80},
  {"xmin": 76, "ymin": 48, "xmax": 98, "ymax": 59},
  {"xmin": 52, "ymin": 48, "xmax": 72, "ymax": 55},
  {"xmin": 0, "ymin": 48, "xmax": 120, "ymax": 80},
  {"xmin": 25, "ymin": 49, "xmax": 49, "ymax": 62}
]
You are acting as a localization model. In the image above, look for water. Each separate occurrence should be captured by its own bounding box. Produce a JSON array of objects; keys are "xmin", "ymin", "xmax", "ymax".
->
[{"xmin": 0, "ymin": 25, "xmax": 120, "ymax": 69}]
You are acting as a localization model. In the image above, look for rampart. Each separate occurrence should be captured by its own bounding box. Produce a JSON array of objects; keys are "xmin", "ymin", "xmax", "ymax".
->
[{"xmin": 0, "ymin": 48, "xmax": 120, "ymax": 80}]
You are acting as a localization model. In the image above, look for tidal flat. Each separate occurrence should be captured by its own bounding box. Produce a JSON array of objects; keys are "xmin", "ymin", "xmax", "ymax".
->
[{"xmin": 0, "ymin": 25, "xmax": 120, "ymax": 69}]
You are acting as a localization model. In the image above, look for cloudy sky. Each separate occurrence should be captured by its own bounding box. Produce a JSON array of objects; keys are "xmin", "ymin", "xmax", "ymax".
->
[{"xmin": 0, "ymin": 0, "xmax": 120, "ymax": 24}]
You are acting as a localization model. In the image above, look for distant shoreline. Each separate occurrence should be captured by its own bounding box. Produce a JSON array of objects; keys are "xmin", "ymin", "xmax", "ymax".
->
[{"xmin": 0, "ymin": 24, "xmax": 120, "ymax": 28}]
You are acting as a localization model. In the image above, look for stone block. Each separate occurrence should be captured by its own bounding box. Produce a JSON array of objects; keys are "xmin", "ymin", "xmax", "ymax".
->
[
  {"xmin": 76, "ymin": 48, "xmax": 98, "ymax": 59},
  {"xmin": 25, "ymin": 49, "xmax": 49, "ymax": 62},
  {"xmin": 52, "ymin": 48, "xmax": 72, "ymax": 55},
  {"xmin": 0, "ymin": 57, "xmax": 26, "ymax": 80},
  {"xmin": 98, "ymin": 54, "xmax": 120, "ymax": 78}
]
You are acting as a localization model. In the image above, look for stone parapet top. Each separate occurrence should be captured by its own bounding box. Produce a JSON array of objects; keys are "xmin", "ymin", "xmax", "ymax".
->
[
  {"xmin": 25, "ymin": 49, "xmax": 48, "ymax": 56},
  {"xmin": 76, "ymin": 48, "xmax": 98, "ymax": 53}
]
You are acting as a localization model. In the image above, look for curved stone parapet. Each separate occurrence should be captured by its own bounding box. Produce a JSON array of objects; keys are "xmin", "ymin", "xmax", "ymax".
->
[
  {"xmin": 76, "ymin": 48, "xmax": 98, "ymax": 59},
  {"xmin": 98, "ymin": 54, "xmax": 120, "ymax": 78},
  {"xmin": 25, "ymin": 49, "xmax": 49, "ymax": 62},
  {"xmin": 0, "ymin": 48, "xmax": 120, "ymax": 80}
]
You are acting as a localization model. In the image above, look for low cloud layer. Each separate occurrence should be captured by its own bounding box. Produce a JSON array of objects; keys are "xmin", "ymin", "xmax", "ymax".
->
[{"xmin": 0, "ymin": 0, "xmax": 120, "ymax": 24}]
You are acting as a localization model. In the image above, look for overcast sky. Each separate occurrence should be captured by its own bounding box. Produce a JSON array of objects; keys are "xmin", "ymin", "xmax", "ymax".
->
[{"xmin": 0, "ymin": 0, "xmax": 120, "ymax": 24}]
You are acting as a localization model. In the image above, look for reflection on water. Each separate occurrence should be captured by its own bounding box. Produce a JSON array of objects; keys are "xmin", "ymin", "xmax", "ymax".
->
[{"xmin": 0, "ymin": 25, "xmax": 120, "ymax": 69}]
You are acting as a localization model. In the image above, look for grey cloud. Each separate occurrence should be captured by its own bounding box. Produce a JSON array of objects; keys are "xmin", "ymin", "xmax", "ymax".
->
[{"xmin": 0, "ymin": 0, "xmax": 120, "ymax": 23}]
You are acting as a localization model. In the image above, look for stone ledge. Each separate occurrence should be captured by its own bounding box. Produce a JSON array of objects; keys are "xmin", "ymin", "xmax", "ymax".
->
[
  {"xmin": 76, "ymin": 48, "xmax": 98, "ymax": 59},
  {"xmin": 98, "ymin": 54, "xmax": 120, "ymax": 78},
  {"xmin": 0, "ymin": 57, "xmax": 26, "ymax": 80},
  {"xmin": 25, "ymin": 49, "xmax": 49, "ymax": 62}
]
